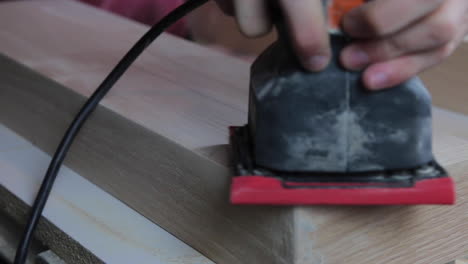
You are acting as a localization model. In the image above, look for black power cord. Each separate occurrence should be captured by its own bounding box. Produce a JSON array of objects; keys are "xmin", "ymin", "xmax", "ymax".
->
[{"xmin": 14, "ymin": 0, "xmax": 209, "ymax": 263}]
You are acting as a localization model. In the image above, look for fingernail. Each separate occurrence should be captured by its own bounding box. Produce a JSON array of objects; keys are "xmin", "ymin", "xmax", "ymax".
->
[
  {"xmin": 368, "ymin": 72, "xmax": 389, "ymax": 90},
  {"xmin": 306, "ymin": 55, "xmax": 329, "ymax": 71},
  {"xmin": 345, "ymin": 46, "xmax": 369, "ymax": 69}
]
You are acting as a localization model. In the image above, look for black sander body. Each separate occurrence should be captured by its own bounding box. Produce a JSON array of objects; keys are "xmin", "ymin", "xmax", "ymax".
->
[{"xmin": 229, "ymin": 33, "xmax": 455, "ymax": 205}]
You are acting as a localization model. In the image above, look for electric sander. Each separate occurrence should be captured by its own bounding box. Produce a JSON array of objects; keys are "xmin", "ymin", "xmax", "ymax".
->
[{"xmin": 229, "ymin": 0, "xmax": 455, "ymax": 205}]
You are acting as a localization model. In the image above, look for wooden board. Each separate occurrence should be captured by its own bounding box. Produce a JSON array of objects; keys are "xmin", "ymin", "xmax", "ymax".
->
[
  {"xmin": 0, "ymin": 1, "xmax": 468, "ymax": 263},
  {"xmin": 0, "ymin": 123, "xmax": 212, "ymax": 264}
]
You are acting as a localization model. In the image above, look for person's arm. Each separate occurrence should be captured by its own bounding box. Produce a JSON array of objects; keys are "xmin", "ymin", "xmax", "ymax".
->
[{"xmin": 215, "ymin": 0, "xmax": 468, "ymax": 90}]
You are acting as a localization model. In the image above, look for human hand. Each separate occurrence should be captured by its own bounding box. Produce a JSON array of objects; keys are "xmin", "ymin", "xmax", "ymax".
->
[
  {"xmin": 341, "ymin": 0, "xmax": 468, "ymax": 90},
  {"xmin": 214, "ymin": 0, "xmax": 331, "ymax": 72},
  {"xmin": 214, "ymin": 0, "xmax": 468, "ymax": 90}
]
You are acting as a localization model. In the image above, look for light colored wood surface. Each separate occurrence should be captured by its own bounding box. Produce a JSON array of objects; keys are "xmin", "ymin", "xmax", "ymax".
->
[
  {"xmin": 0, "ymin": 0, "xmax": 248, "ymax": 158},
  {"xmin": 0, "ymin": 1, "xmax": 468, "ymax": 264},
  {"xmin": 0, "ymin": 124, "xmax": 212, "ymax": 264}
]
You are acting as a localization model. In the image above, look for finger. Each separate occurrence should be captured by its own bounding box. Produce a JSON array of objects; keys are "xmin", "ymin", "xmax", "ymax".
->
[
  {"xmin": 342, "ymin": 0, "xmax": 468, "ymax": 70},
  {"xmin": 234, "ymin": 0, "xmax": 272, "ymax": 37},
  {"xmin": 343, "ymin": 0, "xmax": 444, "ymax": 38},
  {"xmin": 363, "ymin": 43, "xmax": 458, "ymax": 90},
  {"xmin": 342, "ymin": 14, "xmax": 455, "ymax": 70},
  {"xmin": 215, "ymin": 0, "xmax": 235, "ymax": 16},
  {"xmin": 280, "ymin": 0, "xmax": 330, "ymax": 71}
]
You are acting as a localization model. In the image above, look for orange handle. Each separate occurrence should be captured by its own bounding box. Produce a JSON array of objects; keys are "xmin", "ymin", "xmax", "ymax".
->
[{"xmin": 328, "ymin": 0, "xmax": 365, "ymax": 31}]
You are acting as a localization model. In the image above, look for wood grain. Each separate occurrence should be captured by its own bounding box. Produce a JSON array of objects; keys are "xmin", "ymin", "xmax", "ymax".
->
[{"xmin": 0, "ymin": 1, "xmax": 468, "ymax": 264}]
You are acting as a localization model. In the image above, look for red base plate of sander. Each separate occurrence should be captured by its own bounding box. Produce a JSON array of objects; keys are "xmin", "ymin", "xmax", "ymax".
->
[{"xmin": 229, "ymin": 126, "xmax": 456, "ymax": 205}]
